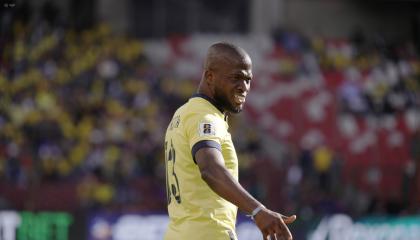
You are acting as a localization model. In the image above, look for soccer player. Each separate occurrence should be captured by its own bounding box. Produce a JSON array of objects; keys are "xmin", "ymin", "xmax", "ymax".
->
[{"xmin": 164, "ymin": 42, "xmax": 296, "ymax": 240}]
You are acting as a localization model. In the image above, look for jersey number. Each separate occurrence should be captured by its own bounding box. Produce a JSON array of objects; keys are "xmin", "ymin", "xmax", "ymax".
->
[{"xmin": 165, "ymin": 140, "xmax": 181, "ymax": 204}]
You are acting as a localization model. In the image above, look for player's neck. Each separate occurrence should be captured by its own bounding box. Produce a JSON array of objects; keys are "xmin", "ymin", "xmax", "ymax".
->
[{"xmin": 196, "ymin": 84, "xmax": 214, "ymax": 100}]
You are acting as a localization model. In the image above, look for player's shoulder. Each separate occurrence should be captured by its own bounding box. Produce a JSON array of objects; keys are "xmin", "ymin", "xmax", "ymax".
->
[
  {"xmin": 182, "ymin": 98, "xmax": 223, "ymax": 121},
  {"xmin": 184, "ymin": 96, "xmax": 209, "ymax": 110}
]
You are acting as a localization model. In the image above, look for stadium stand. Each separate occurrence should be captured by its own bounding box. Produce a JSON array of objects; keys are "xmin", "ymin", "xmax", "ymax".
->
[{"xmin": 0, "ymin": 20, "xmax": 419, "ymax": 222}]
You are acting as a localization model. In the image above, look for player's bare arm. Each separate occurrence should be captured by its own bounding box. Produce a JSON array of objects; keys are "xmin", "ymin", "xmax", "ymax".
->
[{"xmin": 195, "ymin": 147, "xmax": 296, "ymax": 240}]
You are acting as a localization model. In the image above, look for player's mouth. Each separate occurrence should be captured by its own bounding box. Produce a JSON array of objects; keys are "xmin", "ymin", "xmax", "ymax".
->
[{"xmin": 233, "ymin": 94, "xmax": 246, "ymax": 105}]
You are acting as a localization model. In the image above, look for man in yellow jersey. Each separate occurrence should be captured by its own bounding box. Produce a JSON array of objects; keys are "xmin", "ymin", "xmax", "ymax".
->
[{"xmin": 164, "ymin": 42, "xmax": 296, "ymax": 240}]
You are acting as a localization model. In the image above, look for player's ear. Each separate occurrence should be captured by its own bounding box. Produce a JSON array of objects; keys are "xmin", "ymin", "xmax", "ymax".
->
[{"xmin": 204, "ymin": 70, "xmax": 214, "ymax": 86}]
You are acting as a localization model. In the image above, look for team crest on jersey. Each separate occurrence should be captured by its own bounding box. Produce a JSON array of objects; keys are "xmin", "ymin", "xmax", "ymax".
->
[{"xmin": 199, "ymin": 122, "xmax": 215, "ymax": 136}]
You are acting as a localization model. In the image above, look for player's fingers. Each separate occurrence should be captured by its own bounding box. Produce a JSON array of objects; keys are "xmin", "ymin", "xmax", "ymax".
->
[
  {"xmin": 273, "ymin": 224, "xmax": 284, "ymax": 240},
  {"xmin": 280, "ymin": 224, "xmax": 293, "ymax": 240},
  {"xmin": 262, "ymin": 230, "xmax": 269, "ymax": 240},
  {"xmin": 267, "ymin": 231, "xmax": 277, "ymax": 240},
  {"xmin": 281, "ymin": 214, "xmax": 297, "ymax": 224},
  {"xmin": 263, "ymin": 234, "xmax": 272, "ymax": 240}
]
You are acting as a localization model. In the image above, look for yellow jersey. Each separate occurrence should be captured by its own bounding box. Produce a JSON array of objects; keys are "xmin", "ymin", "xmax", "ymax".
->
[{"xmin": 164, "ymin": 94, "xmax": 239, "ymax": 240}]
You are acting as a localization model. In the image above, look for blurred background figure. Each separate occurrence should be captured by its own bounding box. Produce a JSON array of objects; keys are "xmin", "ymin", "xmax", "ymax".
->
[{"xmin": 0, "ymin": 0, "xmax": 419, "ymax": 239}]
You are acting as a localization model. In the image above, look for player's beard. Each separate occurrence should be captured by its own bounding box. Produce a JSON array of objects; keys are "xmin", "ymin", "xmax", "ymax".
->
[{"xmin": 214, "ymin": 86, "xmax": 242, "ymax": 114}]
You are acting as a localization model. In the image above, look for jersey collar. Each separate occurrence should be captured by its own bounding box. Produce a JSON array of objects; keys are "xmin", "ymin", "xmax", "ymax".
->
[{"xmin": 191, "ymin": 93, "xmax": 225, "ymax": 115}]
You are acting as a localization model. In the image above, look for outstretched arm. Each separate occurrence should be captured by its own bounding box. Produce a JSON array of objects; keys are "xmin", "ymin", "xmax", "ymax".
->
[{"xmin": 195, "ymin": 147, "xmax": 296, "ymax": 240}]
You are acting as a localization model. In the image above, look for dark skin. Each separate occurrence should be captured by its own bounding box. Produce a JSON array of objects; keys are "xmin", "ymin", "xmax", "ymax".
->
[{"xmin": 195, "ymin": 43, "xmax": 296, "ymax": 240}]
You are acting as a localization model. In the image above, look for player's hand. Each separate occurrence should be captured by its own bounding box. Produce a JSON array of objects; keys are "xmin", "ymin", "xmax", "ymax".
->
[{"xmin": 253, "ymin": 208, "xmax": 296, "ymax": 240}]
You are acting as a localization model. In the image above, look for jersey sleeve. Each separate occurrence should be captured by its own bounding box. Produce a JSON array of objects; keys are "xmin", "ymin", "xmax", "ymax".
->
[{"xmin": 184, "ymin": 112, "xmax": 226, "ymax": 163}]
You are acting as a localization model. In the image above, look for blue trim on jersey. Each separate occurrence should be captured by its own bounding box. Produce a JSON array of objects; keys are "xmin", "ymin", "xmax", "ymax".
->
[
  {"xmin": 191, "ymin": 140, "xmax": 222, "ymax": 164},
  {"xmin": 191, "ymin": 93, "xmax": 225, "ymax": 114}
]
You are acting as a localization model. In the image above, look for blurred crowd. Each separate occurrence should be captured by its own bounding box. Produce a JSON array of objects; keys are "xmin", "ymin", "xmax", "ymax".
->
[
  {"xmin": 244, "ymin": 30, "xmax": 420, "ymax": 221},
  {"xmin": 0, "ymin": 18, "xmax": 180, "ymax": 210},
  {"xmin": 0, "ymin": 6, "xmax": 419, "ymax": 226}
]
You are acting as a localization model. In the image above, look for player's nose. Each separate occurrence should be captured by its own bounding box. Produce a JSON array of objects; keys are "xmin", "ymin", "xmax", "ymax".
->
[{"xmin": 237, "ymin": 80, "xmax": 249, "ymax": 93}]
